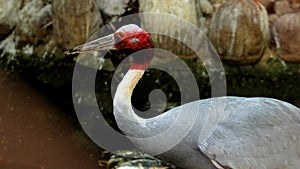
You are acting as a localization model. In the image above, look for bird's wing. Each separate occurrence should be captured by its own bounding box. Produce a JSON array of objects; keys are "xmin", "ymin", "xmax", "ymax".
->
[{"xmin": 198, "ymin": 97, "xmax": 300, "ymax": 169}]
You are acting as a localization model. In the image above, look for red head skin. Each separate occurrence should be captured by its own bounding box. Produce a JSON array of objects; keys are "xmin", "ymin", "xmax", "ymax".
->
[{"xmin": 113, "ymin": 30, "xmax": 154, "ymax": 70}]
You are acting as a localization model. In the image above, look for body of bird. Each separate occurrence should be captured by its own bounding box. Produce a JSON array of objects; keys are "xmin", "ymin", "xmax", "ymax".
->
[{"xmin": 65, "ymin": 24, "xmax": 300, "ymax": 169}]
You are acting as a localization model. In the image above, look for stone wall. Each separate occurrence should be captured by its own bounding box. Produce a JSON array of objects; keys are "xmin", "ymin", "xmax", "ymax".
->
[{"xmin": 0, "ymin": 0, "xmax": 299, "ymax": 99}]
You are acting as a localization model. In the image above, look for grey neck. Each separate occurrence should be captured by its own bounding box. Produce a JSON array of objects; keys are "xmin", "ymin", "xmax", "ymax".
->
[{"xmin": 113, "ymin": 69, "xmax": 148, "ymax": 136}]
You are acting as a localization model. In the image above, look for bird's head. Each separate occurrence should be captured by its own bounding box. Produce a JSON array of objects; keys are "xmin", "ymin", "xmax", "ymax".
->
[
  {"xmin": 113, "ymin": 24, "xmax": 153, "ymax": 52},
  {"xmin": 65, "ymin": 24, "xmax": 154, "ymax": 70}
]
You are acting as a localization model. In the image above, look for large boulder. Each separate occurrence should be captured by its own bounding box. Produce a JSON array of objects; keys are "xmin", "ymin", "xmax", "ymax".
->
[
  {"xmin": 272, "ymin": 12, "xmax": 300, "ymax": 62},
  {"xmin": 52, "ymin": 0, "xmax": 103, "ymax": 50},
  {"xmin": 0, "ymin": 0, "xmax": 54, "ymax": 60},
  {"xmin": 139, "ymin": 0, "xmax": 200, "ymax": 58},
  {"xmin": 209, "ymin": 0, "xmax": 270, "ymax": 64},
  {"xmin": 274, "ymin": 0, "xmax": 295, "ymax": 15},
  {"xmin": 16, "ymin": 0, "xmax": 52, "ymax": 46}
]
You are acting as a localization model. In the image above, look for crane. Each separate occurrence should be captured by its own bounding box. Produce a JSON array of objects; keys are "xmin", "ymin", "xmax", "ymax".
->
[{"xmin": 65, "ymin": 24, "xmax": 300, "ymax": 169}]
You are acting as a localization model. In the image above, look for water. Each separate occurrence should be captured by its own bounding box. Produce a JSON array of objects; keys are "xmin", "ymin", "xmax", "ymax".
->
[{"xmin": 0, "ymin": 70, "xmax": 104, "ymax": 169}]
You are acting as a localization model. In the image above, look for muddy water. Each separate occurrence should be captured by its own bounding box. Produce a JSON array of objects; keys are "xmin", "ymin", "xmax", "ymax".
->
[{"xmin": 0, "ymin": 71, "xmax": 104, "ymax": 169}]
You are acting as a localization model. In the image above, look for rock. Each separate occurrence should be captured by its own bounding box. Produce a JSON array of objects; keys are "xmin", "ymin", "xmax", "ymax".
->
[
  {"xmin": 209, "ymin": 0, "xmax": 270, "ymax": 64},
  {"xmin": 0, "ymin": 24, "xmax": 14, "ymax": 41},
  {"xmin": 107, "ymin": 150, "xmax": 177, "ymax": 169},
  {"xmin": 139, "ymin": 0, "xmax": 199, "ymax": 58},
  {"xmin": 52, "ymin": 0, "xmax": 102, "ymax": 50},
  {"xmin": 0, "ymin": 0, "xmax": 51, "ymax": 58},
  {"xmin": 0, "ymin": 0, "xmax": 299, "ymax": 103},
  {"xmin": 259, "ymin": 0, "xmax": 273, "ymax": 7},
  {"xmin": 290, "ymin": 0, "xmax": 300, "ymax": 10},
  {"xmin": 195, "ymin": 0, "xmax": 214, "ymax": 34},
  {"xmin": 199, "ymin": 0, "xmax": 214, "ymax": 16},
  {"xmin": 139, "ymin": 0, "xmax": 198, "ymax": 25},
  {"xmin": 95, "ymin": 0, "xmax": 131, "ymax": 17},
  {"xmin": 16, "ymin": 0, "xmax": 52, "ymax": 45},
  {"xmin": 274, "ymin": 0, "xmax": 294, "ymax": 15},
  {"xmin": 272, "ymin": 12, "xmax": 300, "ymax": 62},
  {"xmin": 211, "ymin": 0, "xmax": 227, "ymax": 11},
  {"xmin": 0, "ymin": 0, "xmax": 60, "ymax": 73},
  {"xmin": 269, "ymin": 14, "xmax": 279, "ymax": 25},
  {"xmin": 0, "ymin": 0, "xmax": 22, "ymax": 40},
  {"xmin": 0, "ymin": 32, "xmax": 17, "ymax": 58},
  {"xmin": 259, "ymin": 0, "xmax": 276, "ymax": 13}
]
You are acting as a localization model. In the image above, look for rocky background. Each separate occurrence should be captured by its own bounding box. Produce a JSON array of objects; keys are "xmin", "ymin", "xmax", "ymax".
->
[
  {"xmin": 0, "ymin": 0, "xmax": 300, "ymax": 168},
  {"xmin": 0, "ymin": 0, "xmax": 299, "ymax": 94}
]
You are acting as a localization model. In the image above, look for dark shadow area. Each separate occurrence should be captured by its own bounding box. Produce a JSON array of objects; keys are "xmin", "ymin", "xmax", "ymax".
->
[{"xmin": 0, "ymin": 70, "xmax": 104, "ymax": 169}]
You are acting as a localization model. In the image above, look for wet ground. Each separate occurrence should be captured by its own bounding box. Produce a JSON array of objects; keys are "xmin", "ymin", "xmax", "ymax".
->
[{"xmin": 0, "ymin": 70, "xmax": 105, "ymax": 169}]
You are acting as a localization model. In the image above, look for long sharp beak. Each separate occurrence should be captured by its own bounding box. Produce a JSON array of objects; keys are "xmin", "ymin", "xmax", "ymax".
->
[{"xmin": 64, "ymin": 34, "xmax": 115, "ymax": 55}]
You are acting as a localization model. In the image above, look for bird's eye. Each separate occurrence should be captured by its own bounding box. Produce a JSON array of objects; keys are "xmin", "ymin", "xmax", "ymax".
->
[{"xmin": 130, "ymin": 38, "xmax": 139, "ymax": 44}]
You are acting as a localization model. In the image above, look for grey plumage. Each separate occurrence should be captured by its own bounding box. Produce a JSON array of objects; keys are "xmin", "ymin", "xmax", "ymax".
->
[{"xmin": 115, "ymin": 95, "xmax": 300, "ymax": 169}]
